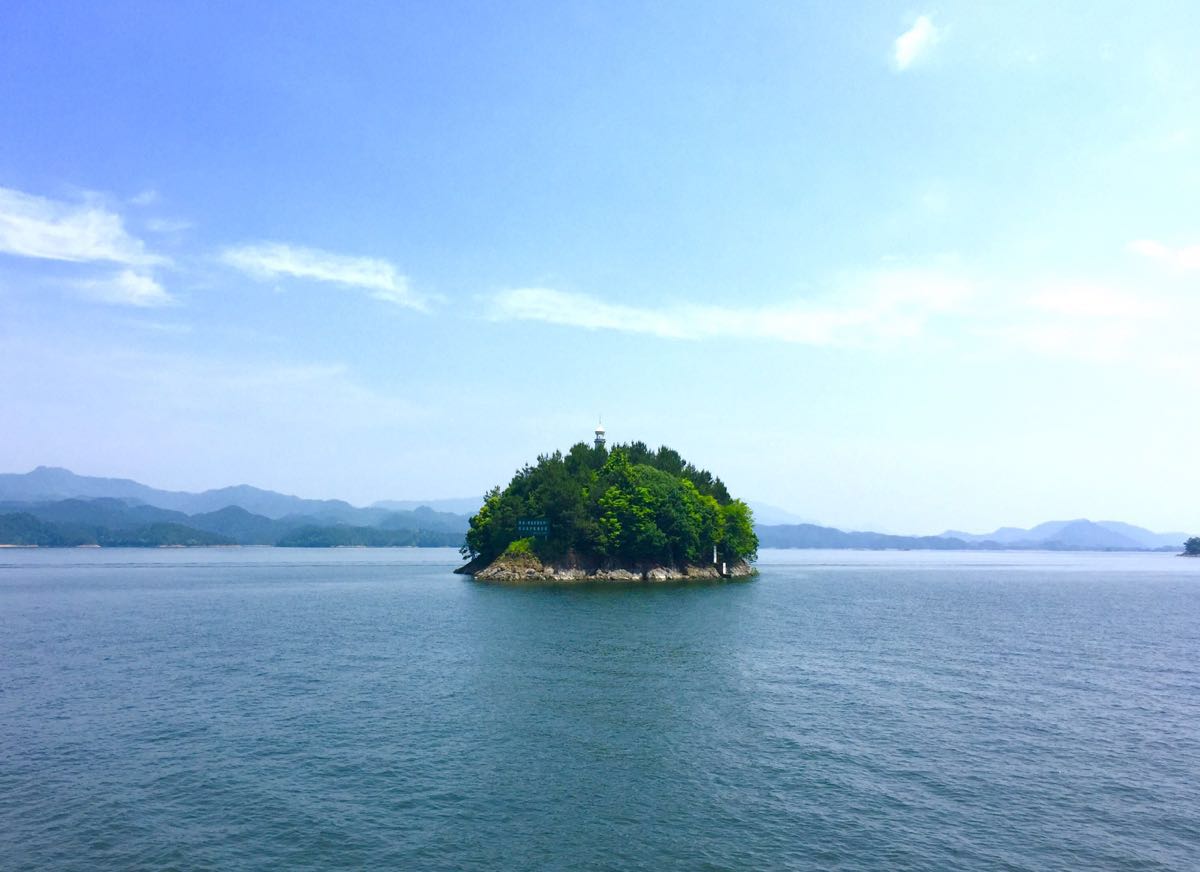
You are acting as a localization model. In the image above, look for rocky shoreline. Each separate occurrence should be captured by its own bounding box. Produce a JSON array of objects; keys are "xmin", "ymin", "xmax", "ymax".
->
[{"xmin": 455, "ymin": 552, "xmax": 756, "ymax": 583}]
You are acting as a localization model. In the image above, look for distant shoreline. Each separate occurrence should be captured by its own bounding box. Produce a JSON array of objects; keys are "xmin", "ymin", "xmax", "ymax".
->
[
  {"xmin": 2, "ymin": 543, "xmax": 1187, "ymax": 555},
  {"xmin": 2, "ymin": 469, "xmax": 1189, "ymax": 553}
]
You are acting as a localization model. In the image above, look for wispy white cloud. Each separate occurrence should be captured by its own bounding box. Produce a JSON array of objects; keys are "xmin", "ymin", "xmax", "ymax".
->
[
  {"xmin": 221, "ymin": 242, "xmax": 429, "ymax": 311},
  {"xmin": 1128, "ymin": 238, "xmax": 1200, "ymax": 270},
  {"xmin": 488, "ymin": 270, "xmax": 970, "ymax": 347},
  {"xmin": 1128, "ymin": 239, "xmax": 1170, "ymax": 259},
  {"xmin": 893, "ymin": 15, "xmax": 941, "ymax": 71},
  {"xmin": 145, "ymin": 217, "xmax": 192, "ymax": 234},
  {"xmin": 77, "ymin": 269, "xmax": 175, "ymax": 307},
  {"xmin": 993, "ymin": 322, "xmax": 1138, "ymax": 364},
  {"xmin": 986, "ymin": 276, "xmax": 1196, "ymax": 369},
  {"xmin": 117, "ymin": 317, "xmax": 193, "ymax": 334},
  {"xmin": 0, "ymin": 186, "xmax": 166, "ymax": 266},
  {"xmin": 489, "ymin": 266, "xmax": 1200, "ymax": 379},
  {"xmin": 1028, "ymin": 283, "xmax": 1165, "ymax": 319}
]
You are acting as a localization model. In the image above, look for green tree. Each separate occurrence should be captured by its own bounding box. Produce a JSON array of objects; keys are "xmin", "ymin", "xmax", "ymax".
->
[
  {"xmin": 460, "ymin": 440, "xmax": 759, "ymax": 567},
  {"xmin": 719, "ymin": 500, "xmax": 758, "ymax": 563},
  {"xmin": 1184, "ymin": 537, "xmax": 1200, "ymax": 556}
]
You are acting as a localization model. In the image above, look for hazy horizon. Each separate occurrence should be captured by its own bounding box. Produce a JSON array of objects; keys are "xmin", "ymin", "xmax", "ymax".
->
[
  {"xmin": 2, "ymin": 462, "xmax": 1190, "ymax": 541},
  {"xmin": 3, "ymin": 3, "xmax": 1199, "ymax": 535}
]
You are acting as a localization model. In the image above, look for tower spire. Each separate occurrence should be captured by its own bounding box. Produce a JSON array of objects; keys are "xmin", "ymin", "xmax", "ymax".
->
[{"xmin": 594, "ymin": 417, "xmax": 606, "ymax": 450}]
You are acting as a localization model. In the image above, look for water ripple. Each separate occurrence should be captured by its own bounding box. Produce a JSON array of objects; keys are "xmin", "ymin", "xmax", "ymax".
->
[{"xmin": 1, "ymin": 549, "xmax": 1198, "ymax": 869}]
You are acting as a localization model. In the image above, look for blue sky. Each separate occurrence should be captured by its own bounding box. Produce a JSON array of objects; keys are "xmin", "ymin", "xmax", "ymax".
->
[{"xmin": 2, "ymin": 1, "xmax": 1199, "ymax": 534}]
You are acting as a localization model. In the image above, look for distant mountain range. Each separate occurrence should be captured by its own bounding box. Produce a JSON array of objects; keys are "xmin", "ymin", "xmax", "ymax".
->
[
  {"xmin": 0, "ymin": 466, "xmax": 479, "ymax": 525},
  {"xmin": 372, "ymin": 497, "xmax": 484, "ymax": 516},
  {"xmin": 759, "ymin": 517, "xmax": 1187, "ymax": 552},
  {"xmin": 0, "ymin": 467, "xmax": 1188, "ymax": 551},
  {"xmin": 757, "ymin": 524, "xmax": 971, "ymax": 551},
  {"xmin": 0, "ymin": 465, "xmax": 360, "ymax": 519},
  {"xmin": 0, "ymin": 468, "xmax": 471, "ymax": 548},
  {"xmin": 745, "ymin": 501, "xmax": 817, "ymax": 526},
  {"xmin": 940, "ymin": 519, "xmax": 1187, "ymax": 550},
  {"xmin": 0, "ymin": 497, "xmax": 469, "ymax": 548}
]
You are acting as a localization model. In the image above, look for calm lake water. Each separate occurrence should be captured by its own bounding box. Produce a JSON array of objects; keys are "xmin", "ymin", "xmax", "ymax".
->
[{"xmin": 2, "ymin": 548, "xmax": 1199, "ymax": 870}]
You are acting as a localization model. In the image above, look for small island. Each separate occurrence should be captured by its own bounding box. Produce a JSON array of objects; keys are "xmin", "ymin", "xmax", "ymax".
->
[
  {"xmin": 456, "ymin": 426, "xmax": 758, "ymax": 583},
  {"xmin": 1183, "ymin": 537, "xmax": 1200, "ymax": 557}
]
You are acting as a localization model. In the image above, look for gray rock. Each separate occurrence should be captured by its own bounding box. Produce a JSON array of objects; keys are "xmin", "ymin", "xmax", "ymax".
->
[{"xmin": 462, "ymin": 553, "xmax": 756, "ymax": 584}]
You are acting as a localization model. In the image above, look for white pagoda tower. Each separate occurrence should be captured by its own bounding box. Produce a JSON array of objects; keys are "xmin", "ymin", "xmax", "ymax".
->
[{"xmin": 594, "ymin": 420, "xmax": 606, "ymax": 450}]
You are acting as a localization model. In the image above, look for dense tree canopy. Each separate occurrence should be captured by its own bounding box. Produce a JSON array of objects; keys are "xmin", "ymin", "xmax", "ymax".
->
[
  {"xmin": 462, "ymin": 442, "xmax": 757, "ymax": 566},
  {"xmin": 1185, "ymin": 537, "xmax": 1200, "ymax": 556}
]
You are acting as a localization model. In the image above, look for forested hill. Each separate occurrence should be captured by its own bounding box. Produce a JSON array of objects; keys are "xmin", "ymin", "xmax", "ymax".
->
[
  {"xmin": 0, "ymin": 466, "xmax": 481, "ymax": 524},
  {"xmin": 462, "ymin": 441, "xmax": 757, "ymax": 568},
  {"xmin": 0, "ymin": 498, "xmax": 466, "ymax": 548}
]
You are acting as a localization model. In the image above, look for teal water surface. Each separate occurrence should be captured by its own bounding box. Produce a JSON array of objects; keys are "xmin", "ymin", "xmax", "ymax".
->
[{"xmin": 1, "ymin": 548, "xmax": 1198, "ymax": 870}]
